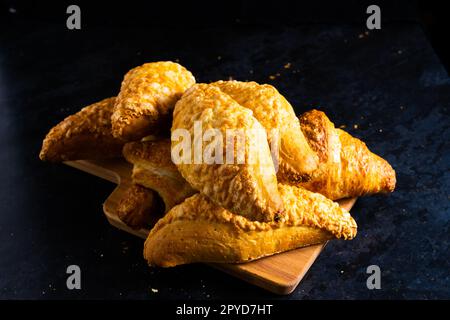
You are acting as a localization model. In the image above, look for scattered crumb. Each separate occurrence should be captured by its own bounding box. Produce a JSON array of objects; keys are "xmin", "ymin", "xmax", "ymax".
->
[
  {"xmin": 397, "ymin": 50, "xmax": 403, "ymax": 55},
  {"xmin": 353, "ymin": 124, "xmax": 359, "ymax": 129},
  {"xmin": 379, "ymin": 129, "xmax": 383, "ymax": 133},
  {"xmin": 10, "ymin": 233, "xmax": 14, "ymax": 237},
  {"xmin": 284, "ymin": 62, "xmax": 291, "ymax": 69},
  {"xmin": 340, "ymin": 270, "xmax": 344, "ymax": 274},
  {"xmin": 175, "ymin": 58, "xmax": 180, "ymax": 63},
  {"xmin": 217, "ymin": 56, "xmax": 222, "ymax": 60},
  {"xmin": 358, "ymin": 33, "xmax": 364, "ymax": 39},
  {"xmin": 100, "ymin": 253, "xmax": 104, "ymax": 258},
  {"xmin": 400, "ymin": 105, "xmax": 404, "ymax": 110},
  {"xmin": 228, "ymin": 76, "xmax": 233, "ymax": 80},
  {"xmin": 206, "ymin": 294, "xmax": 210, "ymax": 298},
  {"xmin": 276, "ymin": 73, "xmax": 281, "ymax": 77},
  {"xmin": 365, "ymin": 31, "xmax": 369, "ymax": 36},
  {"xmin": 339, "ymin": 125, "xmax": 347, "ymax": 129},
  {"xmin": 151, "ymin": 288, "xmax": 159, "ymax": 293},
  {"xmin": 9, "ymin": 7, "xmax": 16, "ymax": 13},
  {"xmin": 249, "ymin": 70, "xmax": 254, "ymax": 74},
  {"xmin": 269, "ymin": 75, "xmax": 276, "ymax": 80}
]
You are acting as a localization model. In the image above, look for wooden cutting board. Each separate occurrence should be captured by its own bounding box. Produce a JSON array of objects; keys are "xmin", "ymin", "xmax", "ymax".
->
[{"xmin": 65, "ymin": 159, "xmax": 357, "ymax": 295}]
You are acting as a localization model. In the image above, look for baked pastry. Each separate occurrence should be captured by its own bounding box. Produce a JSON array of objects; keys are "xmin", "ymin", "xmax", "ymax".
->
[
  {"xmin": 172, "ymin": 84, "xmax": 284, "ymax": 222},
  {"xmin": 123, "ymin": 139, "xmax": 196, "ymax": 212},
  {"xmin": 40, "ymin": 97, "xmax": 124, "ymax": 162},
  {"xmin": 211, "ymin": 80, "xmax": 318, "ymax": 181},
  {"xmin": 143, "ymin": 183, "xmax": 357, "ymax": 267},
  {"xmin": 293, "ymin": 109, "xmax": 396, "ymax": 200},
  {"xmin": 117, "ymin": 183, "xmax": 163, "ymax": 230},
  {"xmin": 112, "ymin": 61, "xmax": 196, "ymax": 141}
]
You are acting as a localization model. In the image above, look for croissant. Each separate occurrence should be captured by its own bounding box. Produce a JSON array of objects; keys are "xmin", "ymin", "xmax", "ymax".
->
[
  {"xmin": 40, "ymin": 97, "xmax": 124, "ymax": 162},
  {"xmin": 211, "ymin": 80, "xmax": 318, "ymax": 181},
  {"xmin": 123, "ymin": 139, "xmax": 196, "ymax": 212},
  {"xmin": 144, "ymin": 183, "xmax": 357, "ymax": 267},
  {"xmin": 289, "ymin": 109, "xmax": 396, "ymax": 200},
  {"xmin": 117, "ymin": 183, "xmax": 163, "ymax": 230},
  {"xmin": 172, "ymin": 84, "xmax": 284, "ymax": 222},
  {"xmin": 111, "ymin": 61, "xmax": 196, "ymax": 141}
]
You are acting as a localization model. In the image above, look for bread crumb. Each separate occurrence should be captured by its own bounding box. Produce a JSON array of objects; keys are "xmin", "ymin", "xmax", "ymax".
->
[
  {"xmin": 284, "ymin": 63, "xmax": 291, "ymax": 69},
  {"xmin": 269, "ymin": 75, "xmax": 276, "ymax": 80},
  {"xmin": 339, "ymin": 125, "xmax": 347, "ymax": 129},
  {"xmin": 353, "ymin": 124, "xmax": 358, "ymax": 129},
  {"xmin": 151, "ymin": 288, "xmax": 158, "ymax": 293}
]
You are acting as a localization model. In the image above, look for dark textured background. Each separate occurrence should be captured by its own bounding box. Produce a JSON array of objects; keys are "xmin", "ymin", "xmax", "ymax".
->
[{"xmin": 0, "ymin": 1, "xmax": 449, "ymax": 299}]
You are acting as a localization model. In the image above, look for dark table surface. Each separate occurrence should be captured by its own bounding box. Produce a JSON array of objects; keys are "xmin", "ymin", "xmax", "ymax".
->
[{"xmin": 0, "ymin": 16, "xmax": 449, "ymax": 299}]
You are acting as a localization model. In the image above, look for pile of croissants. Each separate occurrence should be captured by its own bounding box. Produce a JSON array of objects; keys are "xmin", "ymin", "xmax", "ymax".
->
[{"xmin": 40, "ymin": 61, "xmax": 396, "ymax": 267}]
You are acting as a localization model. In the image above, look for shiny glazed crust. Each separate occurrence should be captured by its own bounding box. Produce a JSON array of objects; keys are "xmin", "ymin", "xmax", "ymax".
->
[
  {"xmin": 112, "ymin": 61, "xmax": 195, "ymax": 140},
  {"xmin": 296, "ymin": 109, "xmax": 396, "ymax": 200},
  {"xmin": 144, "ymin": 184, "xmax": 357, "ymax": 267},
  {"xmin": 39, "ymin": 97, "xmax": 124, "ymax": 162},
  {"xmin": 171, "ymin": 84, "xmax": 284, "ymax": 222}
]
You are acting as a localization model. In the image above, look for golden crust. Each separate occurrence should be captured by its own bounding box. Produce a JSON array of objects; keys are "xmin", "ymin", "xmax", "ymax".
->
[
  {"xmin": 211, "ymin": 80, "xmax": 319, "ymax": 181},
  {"xmin": 39, "ymin": 97, "xmax": 125, "ymax": 162},
  {"xmin": 171, "ymin": 84, "xmax": 284, "ymax": 222},
  {"xmin": 144, "ymin": 184, "xmax": 357, "ymax": 267},
  {"xmin": 117, "ymin": 184, "xmax": 162, "ymax": 230},
  {"xmin": 296, "ymin": 109, "xmax": 396, "ymax": 200},
  {"xmin": 123, "ymin": 139, "xmax": 196, "ymax": 211},
  {"xmin": 112, "ymin": 61, "xmax": 196, "ymax": 141}
]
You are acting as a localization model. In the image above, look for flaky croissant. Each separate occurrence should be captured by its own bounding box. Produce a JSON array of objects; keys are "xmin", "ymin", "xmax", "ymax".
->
[
  {"xmin": 144, "ymin": 183, "xmax": 357, "ymax": 267},
  {"xmin": 172, "ymin": 84, "xmax": 284, "ymax": 222},
  {"xmin": 112, "ymin": 61, "xmax": 196, "ymax": 141},
  {"xmin": 123, "ymin": 139, "xmax": 197, "ymax": 212},
  {"xmin": 211, "ymin": 80, "xmax": 318, "ymax": 181},
  {"xmin": 288, "ymin": 109, "xmax": 396, "ymax": 200},
  {"xmin": 40, "ymin": 97, "xmax": 125, "ymax": 162}
]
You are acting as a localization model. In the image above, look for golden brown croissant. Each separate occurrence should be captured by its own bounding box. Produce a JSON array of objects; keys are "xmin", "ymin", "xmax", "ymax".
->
[
  {"xmin": 291, "ymin": 109, "xmax": 396, "ymax": 200},
  {"xmin": 122, "ymin": 139, "xmax": 196, "ymax": 212},
  {"xmin": 40, "ymin": 97, "xmax": 125, "ymax": 162},
  {"xmin": 172, "ymin": 84, "xmax": 284, "ymax": 222},
  {"xmin": 211, "ymin": 80, "xmax": 318, "ymax": 181},
  {"xmin": 117, "ymin": 183, "xmax": 163, "ymax": 230},
  {"xmin": 144, "ymin": 183, "xmax": 357, "ymax": 267},
  {"xmin": 112, "ymin": 61, "xmax": 196, "ymax": 141}
]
